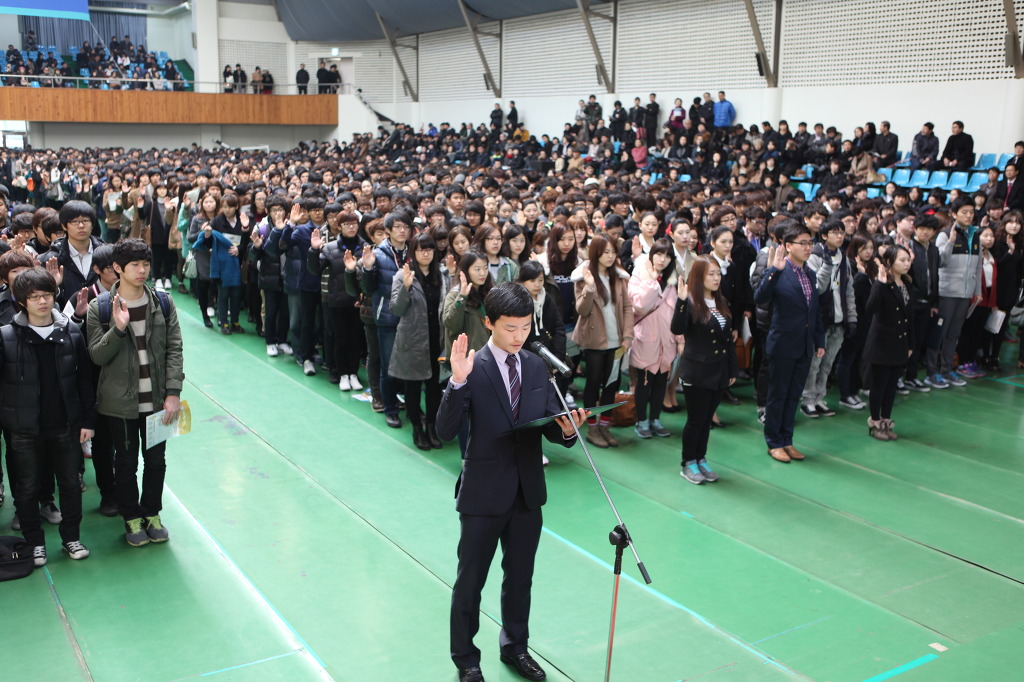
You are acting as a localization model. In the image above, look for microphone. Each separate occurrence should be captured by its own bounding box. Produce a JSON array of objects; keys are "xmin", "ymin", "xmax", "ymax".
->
[{"xmin": 530, "ymin": 341, "xmax": 572, "ymax": 377}]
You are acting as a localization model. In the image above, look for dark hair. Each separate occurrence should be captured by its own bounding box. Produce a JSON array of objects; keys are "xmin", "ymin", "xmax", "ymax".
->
[
  {"xmin": 0, "ymin": 249, "xmax": 36, "ymax": 283},
  {"xmin": 484, "ymin": 281, "xmax": 533, "ymax": 321},
  {"xmin": 58, "ymin": 199, "xmax": 97, "ymax": 226},
  {"xmin": 686, "ymin": 256, "xmax": 730, "ymax": 324},
  {"xmin": 708, "ymin": 225, "xmax": 732, "ymax": 247},
  {"xmin": 546, "ymin": 222, "xmax": 578, "ymax": 276},
  {"xmin": 112, "ymin": 237, "xmax": 152, "ymax": 270},
  {"xmin": 92, "ymin": 244, "xmax": 116, "ymax": 273},
  {"xmin": 648, "ymin": 238, "xmax": 675, "ymax": 290},
  {"xmin": 302, "ymin": 195, "xmax": 326, "ymax": 211},
  {"xmin": 458, "ymin": 250, "xmax": 493, "ymax": 309},
  {"xmin": 12, "ymin": 267, "xmax": 57, "ymax": 306},
  {"xmin": 996, "ymin": 210, "xmax": 1024, "ymax": 251},
  {"xmin": 587, "ymin": 233, "xmax": 619, "ymax": 305},
  {"xmin": 501, "ymin": 224, "xmax": 530, "ymax": 265},
  {"xmin": 384, "ymin": 210, "xmax": 411, "ymax": 232},
  {"xmin": 880, "ymin": 244, "xmax": 912, "ymax": 285},
  {"xmin": 472, "ymin": 223, "xmax": 502, "ymax": 253},
  {"xmin": 950, "ymin": 196, "xmax": 974, "ymax": 214},
  {"xmin": 516, "ymin": 259, "xmax": 545, "ymax": 283},
  {"xmin": 409, "ymin": 232, "xmax": 440, "ymax": 287},
  {"xmin": 783, "ymin": 224, "xmax": 812, "ymax": 244}
]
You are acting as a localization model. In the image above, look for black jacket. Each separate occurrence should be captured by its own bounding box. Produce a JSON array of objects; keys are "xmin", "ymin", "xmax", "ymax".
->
[
  {"xmin": 940, "ymin": 132, "xmax": 975, "ymax": 168},
  {"xmin": 670, "ymin": 298, "xmax": 737, "ymax": 391},
  {"xmin": 990, "ymin": 241, "xmax": 1024, "ymax": 310},
  {"xmin": 908, "ymin": 239, "xmax": 940, "ymax": 307},
  {"xmin": 863, "ymin": 280, "xmax": 913, "ymax": 367},
  {"xmin": 525, "ymin": 282, "xmax": 566, "ymax": 361},
  {"xmin": 995, "ymin": 177, "xmax": 1024, "ymax": 212},
  {"xmin": 307, "ymin": 235, "xmax": 364, "ymax": 308},
  {"xmin": 39, "ymin": 236, "xmax": 102, "ymax": 309},
  {"xmin": 0, "ymin": 310, "xmax": 95, "ymax": 435}
]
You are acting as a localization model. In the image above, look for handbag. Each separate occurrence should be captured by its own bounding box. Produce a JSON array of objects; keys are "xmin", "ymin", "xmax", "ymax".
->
[
  {"xmin": 182, "ymin": 251, "xmax": 198, "ymax": 279},
  {"xmin": 1011, "ymin": 284, "xmax": 1024, "ymax": 326},
  {"xmin": 608, "ymin": 391, "xmax": 637, "ymax": 427}
]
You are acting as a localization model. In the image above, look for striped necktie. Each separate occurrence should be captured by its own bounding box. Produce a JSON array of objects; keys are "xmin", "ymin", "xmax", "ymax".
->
[{"xmin": 506, "ymin": 354, "xmax": 520, "ymax": 422}]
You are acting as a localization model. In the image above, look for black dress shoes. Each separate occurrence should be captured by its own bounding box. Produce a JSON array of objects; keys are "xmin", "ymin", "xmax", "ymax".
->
[
  {"xmin": 385, "ymin": 413, "xmax": 402, "ymax": 428},
  {"xmin": 500, "ymin": 653, "xmax": 546, "ymax": 681},
  {"xmin": 723, "ymin": 389, "xmax": 741, "ymax": 405},
  {"xmin": 458, "ymin": 666, "xmax": 484, "ymax": 682}
]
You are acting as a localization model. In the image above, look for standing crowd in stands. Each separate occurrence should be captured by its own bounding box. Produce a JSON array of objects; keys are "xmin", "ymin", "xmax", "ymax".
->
[{"xmin": 0, "ymin": 91, "xmax": 1021, "ymax": 565}]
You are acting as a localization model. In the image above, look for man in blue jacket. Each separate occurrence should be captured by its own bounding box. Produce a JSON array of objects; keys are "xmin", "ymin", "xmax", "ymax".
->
[
  {"xmin": 713, "ymin": 91, "xmax": 736, "ymax": 145},
  {"xmin": 359, "ymin": 210, "xmax": 412, "ymax": 428},
  {"xmin": 267, "ymin": 195, "xmax": 324, "ymax": 375},
  {"xmin": 755, "ymin": 222, "xmax": 825, "ymax": 463}
]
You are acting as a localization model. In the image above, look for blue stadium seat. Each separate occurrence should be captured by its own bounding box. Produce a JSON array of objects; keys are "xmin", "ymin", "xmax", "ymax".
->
[
  {"xmin": 28, "ymin": 50, "xmax": 37, "ymax": 60},
  {"xmin": 892, "ymin": 168, "xmax": 912, "ymax": 186},
  {"xmin": 797, "ymin": 182, "xmax": 812, "ymax": 196},
  {"xmin": 943, "ymin": 171, "xmax": 969, "ymax": 191},
  {"xmin": 800, "ymin": 163, "xmax": 815, "ymax": 178},
  {"xmin": 100, "ymin": 83, "xmax": 109, "ymax": 90},
  {"xmin": 877, "ymin": 167, "xmax": 893, "ymax": 184},
  {"xmin": 908, "ymin": 169, "xmax": 930, "ymax": 187},
  {"xmin": 679, "ymin": 174, "xmax": 691, "ymax": 182},
  {"xmin": 80, "ymin": 68, "xmax": 89, "ymax": 76},
  {"xmin": 894, "ymin": 151, "xmax": 911, "ymax": 167},
  {"xmin": 809, "ymin": 184, "xmax": 821, "ymax": 198},
  {"xmin": 924, "ymin": 170, "xmax": 948, "ymax": 189},
  {"xmin": 613, "ymin": 141, "xmax": 620, "ymax": 154},
  {"xmin": 30, "ymin": 81, "xmax": 40, "ymax": 88},
  {"xmin": 997, "ymin": 153, "xmax": 1013, "ymax": 169},
  {"xmin": 972, "ymin": 153, "xmax": 996, "ymax": 171},
  {"xmin": 966, "ymin": 172, "xmax": 988, "ymax": 192},
  {"xmin": 866, "ymin": 187, "xmax": 881, "ymax": 198}
]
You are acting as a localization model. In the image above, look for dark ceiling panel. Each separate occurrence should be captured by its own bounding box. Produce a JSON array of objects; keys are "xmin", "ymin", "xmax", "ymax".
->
[{"xmin": 274, "ymin": 0, "xmax": 610, "ymax": 42}]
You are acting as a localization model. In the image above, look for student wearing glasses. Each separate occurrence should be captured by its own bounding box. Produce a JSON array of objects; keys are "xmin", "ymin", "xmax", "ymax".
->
[
  {"xmin": 755, "ymin": 222, "xmax": 825, "ymax": 464},
  {"xmin": 472, "ymin": 223, "xmax": 519, "ymax": 283}
]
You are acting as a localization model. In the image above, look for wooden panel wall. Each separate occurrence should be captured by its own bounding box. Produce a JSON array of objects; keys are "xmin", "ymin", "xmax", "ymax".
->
[{"xmin": 0, "ymin": 89, "xmax": 337, "ymax": 125}]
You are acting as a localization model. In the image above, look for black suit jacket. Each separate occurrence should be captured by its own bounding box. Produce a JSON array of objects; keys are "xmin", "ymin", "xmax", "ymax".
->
[
  {"xmin": 436, "ymin": 345, "xmax": 575, "ymax": 516},
  {"xmin": 670, "ymin": 298, "xmax": 737, "ymax": 390},
  {"xmin": 754, "ymin": 262, "xmax": 825, "ymax": 359},
  {"xmin": 995, "ymin": 178, "xmax": 1024, "ymax": 212},
  {"xmin": 863, "ymin": 280, "xmax": 912, "ymax": 367}
]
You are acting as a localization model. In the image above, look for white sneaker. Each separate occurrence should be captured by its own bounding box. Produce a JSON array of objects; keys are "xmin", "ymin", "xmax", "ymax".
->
[
  {"xmin": 303, "ymin": 359, "xmax": 316, "ymax": 376},
  {"xmin": 165, "ymin": 279, "xmax": 173, "ymax": 289},
  {"xmin": 32, "ymin": 545, "xmax": 46, "ymax": 566},
  {"xmin": 348, "ymin": 373, "xmax": 363, "ymax": 390},
  {"xmin": 40, "ymin": 502, "xmax": 62, "ymax": 524},
  {"xmin": 277, "ymin": 343, "xmax": 294, "ymax": 356},
  {"xmin": 206, "ymin": 307, "xmax": 215, "ymax": 317},
  {"xmin": 266, "ymin": 344, "xmax": 279, "ymax": 357},
  {"xmin": 155, "ymin": 280, "xmax": 166, "ymax": 290},
  {"xmin": 338, "ymin": 374, "xmax": 351, "ymax": 391}
]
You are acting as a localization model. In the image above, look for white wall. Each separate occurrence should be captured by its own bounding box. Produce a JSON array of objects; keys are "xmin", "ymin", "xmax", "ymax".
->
[
  {"xmin": 192, "ymin": 0, "xmax": 220, "ymax": 92},
  {"xmin": 146, "ymin": 11, "xmax": 196, "ymax": 71},
  {"xmin": 0, "ymin": 13, "xmax": 21, "ymax": 51}
]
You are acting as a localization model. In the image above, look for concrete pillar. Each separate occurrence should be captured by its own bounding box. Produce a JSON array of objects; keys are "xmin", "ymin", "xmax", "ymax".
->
[
  {"xmin": 192, "ymin": 0, "xmax": 220, "ymax": 93},
  {"xmin": 762, "ymin": 87, "xmax": 782, "ymax": 125},
  {"xmin": 1000, "ymin": 78, "xmax": 1024, "ymax": 149}
]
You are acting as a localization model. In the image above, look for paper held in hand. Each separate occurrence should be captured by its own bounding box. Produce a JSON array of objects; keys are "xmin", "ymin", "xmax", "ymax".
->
[{"xmin": 145, "ymin": 400, "xmax": 192, "ymax": 450}]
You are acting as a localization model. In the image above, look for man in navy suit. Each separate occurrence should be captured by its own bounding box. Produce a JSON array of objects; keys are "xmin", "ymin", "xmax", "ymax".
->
[
  {"xmin": 754, "ymin": 223, "xmax": 825, "ymax": 463},
  {"xmin": 436, "ymin": 283, "xmax": 586, "ymax": 682}
]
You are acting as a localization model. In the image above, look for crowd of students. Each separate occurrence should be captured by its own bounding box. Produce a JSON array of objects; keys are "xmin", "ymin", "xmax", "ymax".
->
[
  {"xmin": 0, "ymin": 102, "xmax": 1021, "ymax": 567},
  {"xmin": 4, "ymin": 33, "xmax": 186, "ymax": 90}
]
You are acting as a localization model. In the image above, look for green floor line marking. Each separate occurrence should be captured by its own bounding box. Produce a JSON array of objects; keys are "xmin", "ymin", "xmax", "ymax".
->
[
  {"xmin": 861, "ymin": 653, "xmax": 938, "ymax": 681},
  {"xmin": 43, "ymin": 566, "xmax": 94, "ymax": 682},
  {"xmin": 163, "ymin": 488, "xmax": 331, "ymax": 675}
]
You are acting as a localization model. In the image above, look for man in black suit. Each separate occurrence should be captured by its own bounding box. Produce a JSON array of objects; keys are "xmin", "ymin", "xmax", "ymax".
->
[
  {"xmin": 754, "ymin": 223, "xmax": 825, "ymax": 463},
  {"xmin": 995, "ymin": 162, "xmax": 1024, "ymax": 212},
  {"xmin": 436, "ymin": 283, "xmax": 586, "ymax": 682}
]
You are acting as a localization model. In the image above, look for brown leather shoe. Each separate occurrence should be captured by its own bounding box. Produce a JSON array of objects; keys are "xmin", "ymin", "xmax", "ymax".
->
[
  {"xmin": 783, "ymin": 445, "xmax": 806, "ymax": 460},
  {"xmin": 768, "ymin": 447, "xmax": 791, "ymax": 463}
]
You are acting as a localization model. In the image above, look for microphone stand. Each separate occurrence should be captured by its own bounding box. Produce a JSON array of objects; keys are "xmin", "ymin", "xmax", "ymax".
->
[{"xmin": 546, "ymin": 370, "xmax": 652, "ymax": 682}]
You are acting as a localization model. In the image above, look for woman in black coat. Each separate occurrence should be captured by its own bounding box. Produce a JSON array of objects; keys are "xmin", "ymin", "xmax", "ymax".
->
[
  {"xmin": 862, "ymin": 245, "xmax": 913, "ymax": 441},
  {"xmin": 990, "ymin": 211, "xmax": 1024, "ymax": 369},
  {"xmin": 670, "ymin": 256, "xmax": 737, "ymax": 485}
]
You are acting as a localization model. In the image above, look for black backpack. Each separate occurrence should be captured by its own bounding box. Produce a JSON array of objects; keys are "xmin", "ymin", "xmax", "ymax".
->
[
  {"xmin": 0, "ymin": 535, "xmax": 34, "ymax": 581},
  {"xmin": 96, "ymin": 289, "xmax": 171, "ymax": 328}
]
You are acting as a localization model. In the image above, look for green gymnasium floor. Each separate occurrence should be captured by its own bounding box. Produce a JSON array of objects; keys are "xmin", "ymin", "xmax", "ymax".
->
[{"xmin": 4, "ymin": 291, "xmax": 1024, "ymax": 682}]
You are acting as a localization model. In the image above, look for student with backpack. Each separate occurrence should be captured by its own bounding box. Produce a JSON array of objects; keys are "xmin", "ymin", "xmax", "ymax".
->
[
  {"xmin": 86, "ymin": 239, "xmax": 183, "ymax": 547},
  {"xmin": 0, "ymin": 268, "xmax": 95, "ymax": 566}
]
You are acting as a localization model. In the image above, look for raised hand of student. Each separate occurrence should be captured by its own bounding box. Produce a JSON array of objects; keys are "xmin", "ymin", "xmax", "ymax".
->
[
  {"xmin": 250, "ymin": 227, "xmax": 263, "ymax": 249},
  {"xmin": 310, "ymin": 228, "xmax": 323, "ymax": 250},
  {"xmin": 874, "ymin": 258, "xmax": 888, "ymax": 283},
  {"xmin": 111, "ymin": 294, "xmax": 130, "ymax": 331},
  {"xmin": 631, "ymin": 236, "xmax": 642, "ymax": 260},
  {"xmin": 581, "ymin": 265, "xmax": 595, "ymax": 289},
  {"xmin": 343, "ymin": 249, "xmax": 357, "ymax": 272},
  {"xmin": 677, "ymin": 277, "xmax": 689, "ymax": 301},
  {"xmin": 46, "ymin": 256, "xmax": 64, "ymax": 287},
  {"xmin": 239, "ymin": 212, "xmax": 250, "ymax": 229},
  {"xmin": 361, "ymin": 247, "xmax": 376, "ymax": 270},
  {"xmin": 449, "ymin": 332, "xmax": 476, "ymax": 384},
  {"xmin": 445, "ymin": 252, "xmax": 456, "ymax": 275},
  {"xmin": 74, "ymin": 287, "xmax": 89, "ymax": 319},
  {"xmin": 769, "ymin": 244, "xmax": 786, "ymax": 271},
  {"xmin": 459, "ymin": 270, "xmax": 471, "ymax": 296},
  {"xmin": 401, "ymin": 263, "xmax": 414, "ymax": 289},
  {"xmin": 289, "ymin": 203, "xmax": 303, "ymax": 224}
]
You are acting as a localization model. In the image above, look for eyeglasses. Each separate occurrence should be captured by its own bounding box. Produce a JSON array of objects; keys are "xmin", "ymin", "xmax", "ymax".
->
[
  {"xmin": 26, "ymin": 292, "xmax": 55, "ymax": 303},
  {"xmin": 788, "ymin": 240, "xmax": 814, "ymax": 247},
  {"xmin": 67, "ymin": 218, "xmax": 91, "ymax": 226}
]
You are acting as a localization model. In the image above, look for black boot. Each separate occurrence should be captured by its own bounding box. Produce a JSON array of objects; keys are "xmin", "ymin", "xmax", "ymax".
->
[
  {"xmin": 411, "ymin": 421, "xmax": 431, "ymax": 451},
  {"xmin": 426, "ymin": 421, "xmax": 443, "ymax": 449}
]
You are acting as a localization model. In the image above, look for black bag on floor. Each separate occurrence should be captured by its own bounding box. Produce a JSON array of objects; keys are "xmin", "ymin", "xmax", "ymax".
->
[{"xmin": 0, "ymin": 535, "xmax": 35, "ymax": 581}]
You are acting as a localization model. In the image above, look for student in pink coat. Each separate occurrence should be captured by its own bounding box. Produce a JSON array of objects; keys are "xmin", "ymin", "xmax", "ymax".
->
[{"xmin": 628, "ymin": 238, "xmax": 679, "ymax": 439}]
